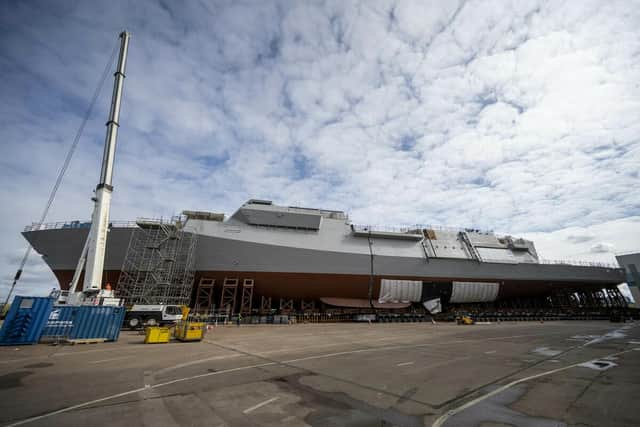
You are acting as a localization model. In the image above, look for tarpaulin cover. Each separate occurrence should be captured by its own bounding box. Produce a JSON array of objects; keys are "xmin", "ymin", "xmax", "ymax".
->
[
  {"xmin": 450, "ymin": 281, "xmax": 499, "ymax": 303},
  {"xmin": 378, "ymin": 279, "xmax": 423, "ymax": 303}
]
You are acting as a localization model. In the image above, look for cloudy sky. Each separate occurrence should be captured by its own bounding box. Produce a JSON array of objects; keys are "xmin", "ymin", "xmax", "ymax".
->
[{"xmin": 1, "ymin": 0, "xmax": 639, "ymax": 298}]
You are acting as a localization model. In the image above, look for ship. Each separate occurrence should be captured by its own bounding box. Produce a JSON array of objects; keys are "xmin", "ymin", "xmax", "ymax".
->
[{"xmin": 22, "ymin": 198, "xmax": 626, "ymax": 311}]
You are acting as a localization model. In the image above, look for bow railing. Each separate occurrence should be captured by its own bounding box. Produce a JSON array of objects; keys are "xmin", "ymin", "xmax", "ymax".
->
[{"xmin": 24, "ymin": 220, "xmax": 139, "ymax": 232}]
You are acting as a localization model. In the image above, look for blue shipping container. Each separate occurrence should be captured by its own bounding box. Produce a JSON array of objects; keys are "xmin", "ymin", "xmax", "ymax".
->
[
  {"xmin": 0, "ymin": 296, "xmax": 54, "ymax": 345},
  {"xmin": 70, "ymin": 306, "xmax": 125, "ymax": 341},
  {"xmin": 40, "ymin": 305, "xmax": 125, "ymax": 342},
  {"xmin": 39, "ymin": 306, "xmax": 76, "ymax": 340}
]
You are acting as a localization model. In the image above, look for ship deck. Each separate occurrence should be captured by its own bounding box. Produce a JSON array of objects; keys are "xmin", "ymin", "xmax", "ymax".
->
[{"xmin": 1, "ymin": 321, "xmax": 638, "ymax": 426}]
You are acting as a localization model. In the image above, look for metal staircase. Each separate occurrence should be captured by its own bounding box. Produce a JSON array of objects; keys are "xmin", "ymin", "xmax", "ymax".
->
[
  {"xmin": 420, "ymin": 240, "xmax": 430, "ymax": 262},
  {"xmin": 459, "ymin": 231, "xmax": 482, "ymax": 262},
  {"xmin": 115, "ymin": 217, "xmax": 197, "ymax": 305}
]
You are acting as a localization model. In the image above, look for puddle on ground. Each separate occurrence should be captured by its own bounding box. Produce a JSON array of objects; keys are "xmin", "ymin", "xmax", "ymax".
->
[
  {"xmin": 443, "ymin": 384, "xmax": 566, "ymax": 427},
  {"xmin": 584, "ymin": 330, "xmax": 627, "ymax": 346},
  {"xmin": 23, "ymin": 362, "xmax": 53, "ymax": 369},
  {"xmin": 0, "ymin": 371, "xmax": 33, "ymax": 390},
  {"xmin": 578, "ymin": 360, "xmax": 617, "ymax": 371},
  {"xmin": 567, "ymin": 335, "xmax": 600, "ymax": 342},
  {"xmin": 271, "ymin": 373, "xmax": 424, "ymax": 427},
  {"xmin": 532, "ymin": 347, "xmax": 562, "ymax": 357}
]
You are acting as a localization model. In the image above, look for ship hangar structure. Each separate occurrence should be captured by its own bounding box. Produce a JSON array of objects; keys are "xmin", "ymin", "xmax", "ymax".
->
[{"xmin": 23, "ymin": 199, "xmax": 626, "ymax": 313}]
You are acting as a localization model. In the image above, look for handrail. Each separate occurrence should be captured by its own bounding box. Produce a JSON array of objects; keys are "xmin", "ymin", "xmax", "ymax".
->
[
  {"xmin": 352, "ymin": 223, "xmax": 493, "ymax": 234},
  {"xmin": 25, "ymin": 220, "xmax": 137, "ymax": 232},
  {"xmin": 24, "ymin": 216, "xmax": 185, "ymax": 232},
  {"xmin": 539, "ymin": 259, "xmax": 620, "ymax": 269}
]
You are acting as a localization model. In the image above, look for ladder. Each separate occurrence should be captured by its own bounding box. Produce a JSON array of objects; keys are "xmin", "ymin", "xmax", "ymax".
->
[
  {"xmin": 459, "ymin": 231, "xmax": 482, "ymax": 262},
  {"xmin": 420, "ymin": 240, "xmax": 430, "ymax": 263}
]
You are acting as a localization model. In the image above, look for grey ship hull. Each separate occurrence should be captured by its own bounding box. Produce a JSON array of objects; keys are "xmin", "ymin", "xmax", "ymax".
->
[{"xmin": 23, "ymin": 225, "xmax": 625, "ymax": 303}]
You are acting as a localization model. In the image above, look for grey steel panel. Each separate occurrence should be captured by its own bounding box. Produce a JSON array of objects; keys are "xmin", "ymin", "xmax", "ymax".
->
[
  {"xmin": 467, "ymin": 232, "xmax": 503, "ymax": 248},
  {"xmin": 22, "ymin": 228, "xmax": 133, "ymax": 270},
  {"xmin": 194, "ymin": 234, "xmax": 625, "ymax": 284},
  {"xmin": 240, "ymin": 208, "xmax": 321, "ymax": 230},
  {"xmin": 352, "ymin": 229, "xmax": 423, "ymax": 240}
]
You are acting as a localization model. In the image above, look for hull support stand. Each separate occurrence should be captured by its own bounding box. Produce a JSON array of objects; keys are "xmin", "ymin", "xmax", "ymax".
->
[
  {"xmin": 220, "ymin": 278, "xmax": 238, "ymax": 315},
  {"xmin": 240, "ymin": 279, "xmax": 254, "ymax": 315}
]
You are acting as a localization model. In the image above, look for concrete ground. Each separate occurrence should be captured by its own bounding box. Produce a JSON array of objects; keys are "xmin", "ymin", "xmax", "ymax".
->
[{"xmin": 0, "ymin": 320, "xmax": 638, "ymax": 427}]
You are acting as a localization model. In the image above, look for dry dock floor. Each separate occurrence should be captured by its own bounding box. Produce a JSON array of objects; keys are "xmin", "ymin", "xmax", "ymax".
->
[{"xmin": 0, "ymin": 321, "xmax": 639, "ymax": 427}]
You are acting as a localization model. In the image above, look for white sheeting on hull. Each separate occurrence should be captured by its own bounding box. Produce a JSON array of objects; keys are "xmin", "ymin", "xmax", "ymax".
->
[
  {"xmin": 378, "ymin": 279, "xmax": 501, "ymax": 304},
  {"xmin": 450, "ymin": 281, "xmax": 500, "ymax": 303},
  {"xmin": 378, "ymin": 279, "xmax": 423, "ymax": 303}
]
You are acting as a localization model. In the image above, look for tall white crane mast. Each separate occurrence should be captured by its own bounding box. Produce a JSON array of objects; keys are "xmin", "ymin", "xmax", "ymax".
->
[{"xmin": 69, "ymin": 31, "xmax": 130, "ymax": 301}]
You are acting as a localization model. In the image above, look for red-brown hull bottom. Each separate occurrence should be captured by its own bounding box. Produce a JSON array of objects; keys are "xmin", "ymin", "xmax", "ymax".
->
[{"xmin": 52, "ymin": 269, "xmax": 608, "ymax": 305}]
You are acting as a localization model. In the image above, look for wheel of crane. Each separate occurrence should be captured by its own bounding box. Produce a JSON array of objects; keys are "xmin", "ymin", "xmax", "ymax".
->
[
  {"xmin": 146, "ymin": 317, "xmax": 158, "ymax": 327},
  {"xmin": 128, "ymin": 316, "xmax": 141, "ymax": 330}
]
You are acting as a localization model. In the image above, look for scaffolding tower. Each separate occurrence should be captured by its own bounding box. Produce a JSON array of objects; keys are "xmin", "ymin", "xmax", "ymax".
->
[{"xmin": 115, "ymin": 217, "xmax": 197, "ymax": 306}]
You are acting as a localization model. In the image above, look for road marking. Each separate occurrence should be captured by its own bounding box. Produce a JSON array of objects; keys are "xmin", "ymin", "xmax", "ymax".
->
[
  {"xmin": 154, "ymin": 353, "xmax": 242, "ymax": 375},
  {"xmin": 88, "ymin": 356, "xmax": 133, "ymax": 364},
  {"xmin": 484, "ymin": 350, "xmax": 496, "ymax": 354},
  {"xmin": 397, "ymin": 361, "xmax": 414, "ymax": 366},
  {"xmin": 243, "ymin": 396, "xmax": 279, "ymax": 414},
  {"xmin": 222, "ymin": 330, "xmax": 597, "ymax": 360},
  {"xmin": 583, "ymin": 327, "xmax": 628, "ymax": 346},
  {"xmin": 431, "ymin": 347, "xmax": 638, "ymax": 427}
]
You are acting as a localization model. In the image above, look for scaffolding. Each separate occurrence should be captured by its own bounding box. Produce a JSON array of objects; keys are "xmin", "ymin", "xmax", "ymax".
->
[{"xmin": 115, "ymin": 217, "xmax": 197, "ymax": 306}]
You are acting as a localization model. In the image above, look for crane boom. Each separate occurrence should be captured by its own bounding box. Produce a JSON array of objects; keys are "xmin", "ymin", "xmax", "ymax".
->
[{"xmin": 81, "ymin": 31, "xmax": 130, "ymax": 293}]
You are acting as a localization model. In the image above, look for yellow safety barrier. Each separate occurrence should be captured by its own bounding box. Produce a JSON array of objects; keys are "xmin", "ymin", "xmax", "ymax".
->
[
  {"xmin": 174, "ymin": 321, "xmax": 205, "ymax": 342},
  {"xmin": 144, "ymin": 326, "xmax": 170, "ymax": 344}
]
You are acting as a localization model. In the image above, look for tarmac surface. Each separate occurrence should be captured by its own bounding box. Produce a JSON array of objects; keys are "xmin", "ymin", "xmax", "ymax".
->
[{"xmin": 0, "ymin": 320, "xmax": 638, "ymax": 427}]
